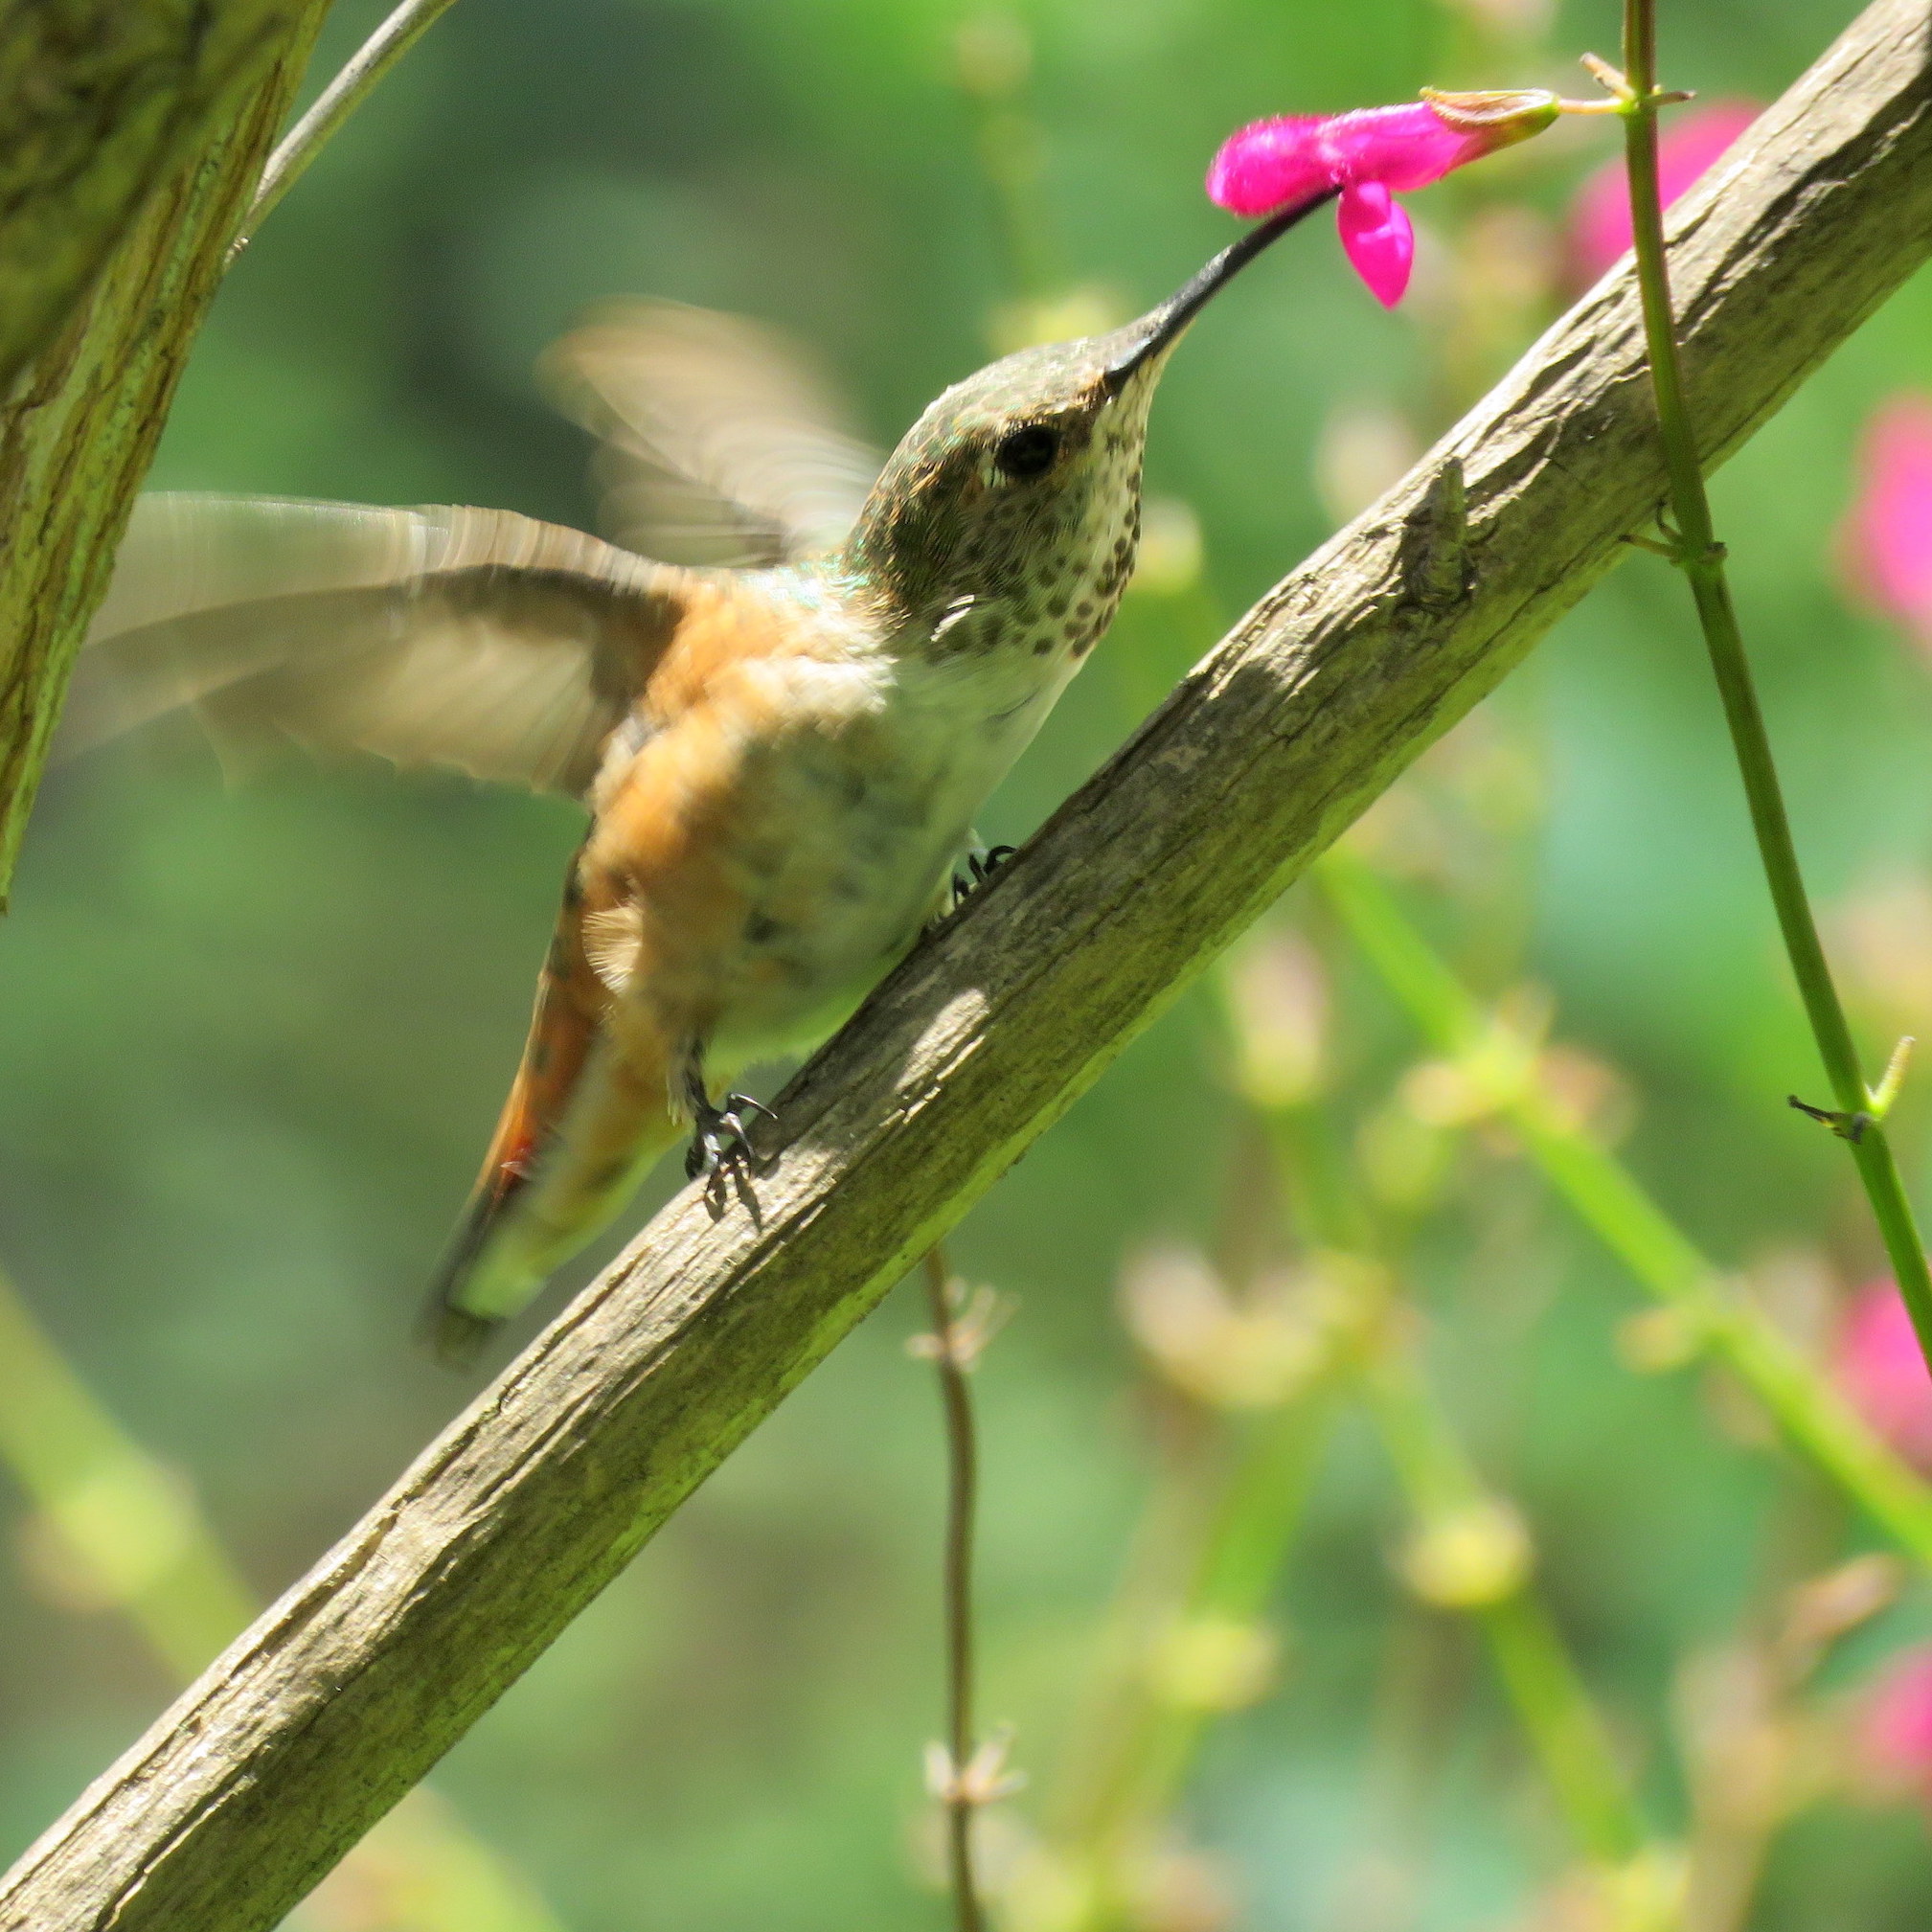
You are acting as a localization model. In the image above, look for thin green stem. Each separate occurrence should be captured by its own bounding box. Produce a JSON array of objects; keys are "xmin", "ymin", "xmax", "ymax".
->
[
  {"xmin": 1056, "ymin": 1394, "xmax": 1341, "ymax": 1911},
  {"xmin": 229, "ymin": 0, "xmax": 464, "ymax": 261},
  {"xmin": 1483, "ymin": 1593, "xmax": 1645, "ymax": 1865},
  {"xmin": 1246, "ymin": 1080, "xmax": 1648, "ymax": 1869},
  {"xmin": 1616, "ymin": 0, "xmax": 1932, "ymax": 1370},
  {"xmin": 1360, "ymin": 1344, "xmax": 1645, "ymax": 1866},
  {"xmin": 1318, "ymin": 850, "xmax": 1932, "ymax": 1567}
]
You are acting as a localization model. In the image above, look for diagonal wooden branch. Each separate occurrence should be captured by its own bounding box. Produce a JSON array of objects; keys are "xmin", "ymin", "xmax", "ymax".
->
[
  {"xmin": 5, "ymin": 1, "xmax": 1929, "ymax": 1925},
  {"xmin": 0, "ymin": 1, "xmax": 333, "ymax": 904}
]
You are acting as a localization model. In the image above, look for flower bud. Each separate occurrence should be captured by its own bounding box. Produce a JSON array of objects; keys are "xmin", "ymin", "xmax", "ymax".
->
[
  {"xmin": 1399, "ymin": 1496, "xmax": 1533, "ymax": 1607},
  {"xmin": 1148, "ymin": 1616, "xmax": 1282, "ymax": 1713},
  {"xmin": 1419, "ymin": 86, "xmax": 1561, "ymax": 148}
]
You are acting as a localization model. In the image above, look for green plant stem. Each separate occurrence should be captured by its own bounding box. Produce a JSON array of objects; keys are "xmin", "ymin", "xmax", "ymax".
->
[
  {"xmin": 1259, "ymin": 1079, "xmax": 1648, "ymax": 1865},
  {"xmin": 0, "ymin": 1269, "xmax": 253, "ymax": 1677},
  {"xmin": 1069, "ymin": 1390, "xmax": 1340, "ymax": 1865},
  {"xmin": 1360, "ymin": 1346, "xmax": 1644, "ymax": 1866},
  {"xmin": 1617, "ymin": 0, "xmax": 1932, "ymax": 1370},
  {"xmin": 230, "ymin": 0, "xmax": 464, "ymax": 260},
  {"xmin": 1318, "ymin": 849, "xmax": 1932, "ymax": 1565},
  {"xmin": 923, "ymin": 1245, "xmax": 986, "ymax": 1932}
]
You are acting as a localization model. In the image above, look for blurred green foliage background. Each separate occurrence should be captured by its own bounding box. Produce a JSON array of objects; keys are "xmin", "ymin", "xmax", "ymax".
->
[{"xmin": 5, "ymin": 0, "xmax": 1932, "ymax": 1927}]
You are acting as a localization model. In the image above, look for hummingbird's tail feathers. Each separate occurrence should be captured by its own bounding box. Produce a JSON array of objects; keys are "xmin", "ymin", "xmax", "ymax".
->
[
  {"xmin": 539, "ymin": 300, "xmax": 881, "ymax": 568},
  {"xmin": 420, "ymin": 1193, "xmax": 533, "ymax": 1366},
  {"xmin": 60, "ymin": 493, "xmax": 695, "ymax": 800},
  {"xmin": 423, "ymin": 878, "xmax": 683, "ymax": 1364},
  {"xmin": 420, "ymin": 878, "xmax": 604, "ymax": 1360},
  {"xmin": 422, "ymin": 1037, "xmax": 685, "ymax": 1364}
]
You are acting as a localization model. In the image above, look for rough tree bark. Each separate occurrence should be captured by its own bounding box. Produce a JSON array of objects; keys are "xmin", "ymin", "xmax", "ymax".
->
[
  {"xmin": 0, "ymin": 0, "xmax": 331, "ymax": 902},
  {"xmin": 2, "ymin": 0, "xmax": 1929, "ymax": 1925}
]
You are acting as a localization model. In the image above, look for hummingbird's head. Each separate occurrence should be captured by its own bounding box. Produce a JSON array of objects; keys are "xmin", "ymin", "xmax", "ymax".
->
[{"xmin": 842, "ymin": 196, "xmax": 1331, "ymax": 663}]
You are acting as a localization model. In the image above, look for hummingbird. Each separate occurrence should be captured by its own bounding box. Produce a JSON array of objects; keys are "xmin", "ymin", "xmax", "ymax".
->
[{"xmin": 61, "ymin": 201, "xmax": 1318, "ymax": 1359}]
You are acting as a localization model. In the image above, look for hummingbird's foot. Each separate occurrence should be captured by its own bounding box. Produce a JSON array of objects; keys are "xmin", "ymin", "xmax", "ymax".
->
[
  {"xmin": 950, "ymin": 844, "xmax": 1017, "ymax": 911},
  {"xmin": 682, "ymin": 1074, "xmax": 777, "ymax": 1214}
]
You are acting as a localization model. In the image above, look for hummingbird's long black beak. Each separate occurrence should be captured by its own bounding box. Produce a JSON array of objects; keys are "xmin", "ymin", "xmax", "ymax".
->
[{"xmin": 1103, "ymin": 188, "xmax": 1340, "ymax": 392}]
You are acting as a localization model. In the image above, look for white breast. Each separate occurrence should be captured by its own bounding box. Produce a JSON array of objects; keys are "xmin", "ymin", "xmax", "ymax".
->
[{"xmin": 700, "ymin": 598, "xmax": 1080, "ymax": 1066}]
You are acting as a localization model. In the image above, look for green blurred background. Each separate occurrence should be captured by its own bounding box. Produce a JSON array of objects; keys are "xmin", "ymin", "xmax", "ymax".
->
[{"xmin": 5, "ymin": 0, "xmax": 1932, "ymax": 1926}]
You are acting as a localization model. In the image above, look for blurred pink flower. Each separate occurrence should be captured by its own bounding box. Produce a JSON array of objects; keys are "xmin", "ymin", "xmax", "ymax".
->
[
  {"xmin": 1567, "ymin": 100, "xmax": 1760, "ymax": 286},
  {"xmin": 1858, "ymin": 1644, "xmax": 1932, "ymax": 1799},
  {"xmin": 1835, "ymin": 1281, "xmax": 1932, "ymax": 1473},
  {"xmin": 1209, "ymin": 90, "xmax": 1559, "ymax": 308},
  {"xmin": 1840, "ymin": 396, "xmax": 1932, "ymax": 648}
]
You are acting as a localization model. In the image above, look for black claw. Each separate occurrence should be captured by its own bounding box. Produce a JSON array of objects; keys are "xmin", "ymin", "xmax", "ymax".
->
[
  {"xmin": 950, "ymin": 844, "xmax": 1019, "ymax": 910},
  {"xmin": 683, "ymin": 1087, "xmax": 777, "ymax": 1206}
]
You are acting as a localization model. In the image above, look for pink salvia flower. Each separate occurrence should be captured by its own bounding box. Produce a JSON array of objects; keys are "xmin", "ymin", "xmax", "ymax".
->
[
  {"xmin": 1840, "ymin": 396, "xmax": 1932, "ymax": 650},
  {"xmin": 1567, "ymin": 100, "xmax": 1760, "ymax": 286},
  {"xmin": 1858, "ymin": 1645, "xmax": 1932, "ymax": 1801},
  {"xmin": 1835, "ymin": 1281, "xmax": 1932, "ymax": 1474},
  {"xmin": 1208, "ymin": 90, "xmax": 1560, "ymax": 309}
]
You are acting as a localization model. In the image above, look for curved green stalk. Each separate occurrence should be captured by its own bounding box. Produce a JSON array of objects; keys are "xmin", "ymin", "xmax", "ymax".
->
[{"xmin": 1615, "ymin": 0, "xmax": 1932, "ymax": 1370}]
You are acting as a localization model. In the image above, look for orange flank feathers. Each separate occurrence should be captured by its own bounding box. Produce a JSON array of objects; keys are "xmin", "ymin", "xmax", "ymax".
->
[{"xmin": 424, "ymin": 584, "xmax": 849, "ymax": 1362}]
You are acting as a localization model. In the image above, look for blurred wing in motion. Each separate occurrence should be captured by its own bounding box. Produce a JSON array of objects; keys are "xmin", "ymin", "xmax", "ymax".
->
[
  {"xmin": 59, "ymin": 493, "xmax": 695, "ymax": 797},
  {"xmin": 539, "ymin": 298, "xmax": 881, "ymax": 569}
]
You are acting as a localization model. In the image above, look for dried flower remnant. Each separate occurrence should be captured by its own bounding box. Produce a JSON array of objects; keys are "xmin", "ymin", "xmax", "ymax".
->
[
  {"xmin": 1119, "ymin": 1246, "xmax": 1325, "ymax": 1411},
  {"xmin": 1223, "ymin": 927, "xmax": 1329, "ymax": 1110},
  {"xmin": 1207, "ymin": 90, "xmax": 1562, "ymax": 307},
  {"xmin": 1834, "ymin": 1282, "xmax": 1932, "ymax": 1475},
  {"xmin": 1840, "ymin": 396, "xmax": 1932, "ymax": 653},
  {"xmin": 1567, "ymin": 100, "xmax": 1760, "ymax": 286},
  {"xmin": 1146, "ymin": 1615, "xmax": 1281, "ymax": 1713}
]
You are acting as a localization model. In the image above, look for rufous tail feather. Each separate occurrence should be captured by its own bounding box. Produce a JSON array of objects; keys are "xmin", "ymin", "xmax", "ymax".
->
[{"xmin": 422, "ymin": 874, "xmax": 678, "ymax": 1361}]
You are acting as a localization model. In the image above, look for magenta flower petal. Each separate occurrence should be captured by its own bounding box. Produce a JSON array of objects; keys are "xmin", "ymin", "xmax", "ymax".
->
[
  {"xmin": 1835, "ymin": 1281, "xmax": 1932, "ymax": 1474},
  {"xmin": 1208, "ymin": 89, "xmax": 1557, "ymax": 308},
  {"xmin": 1841, "ymin": 396, "xmax": 1932, "ymax": 643},
  {"xmin": 1208, "ymin": 101, "xmax": 1508, "ymax": 218},
  {"xmin": 1207, "ymin": 116, "xmax": 1343, "ymax": 219},
  {"xmin": 1318, "ymin": 102, "xmax": 1478, "ymax": 193},
  {"xmin": 1337, "ymin": 179, "xmax": 1415, "ymax": 307},
  {"xmin": 1567, "ymin": 101, "xmax": 1760, "ymax": 286}
]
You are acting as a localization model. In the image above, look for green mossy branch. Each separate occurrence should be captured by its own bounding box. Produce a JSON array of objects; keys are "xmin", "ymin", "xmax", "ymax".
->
[
  {"xmin": 0, "ymin": 0, "xmax": 331, "ymax": 906},
  {"xmin": 0, "ymin": 3, "xmax": 309, "ymax": 398}
]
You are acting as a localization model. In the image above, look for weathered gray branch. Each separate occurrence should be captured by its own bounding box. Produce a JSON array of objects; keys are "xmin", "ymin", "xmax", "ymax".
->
[
  {"xmin": 0, "ymin": 1, "xmax": 332, "ymax": 902},
  {"xmin": 5, "ymin": 1, "xmax": 1929, "ymax": 1925}
]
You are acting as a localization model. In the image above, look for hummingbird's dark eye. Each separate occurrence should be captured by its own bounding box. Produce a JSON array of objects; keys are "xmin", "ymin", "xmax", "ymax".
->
[{"xmin": 992, "ymin": 423, "xmax": 1061, "ymax": 480}]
